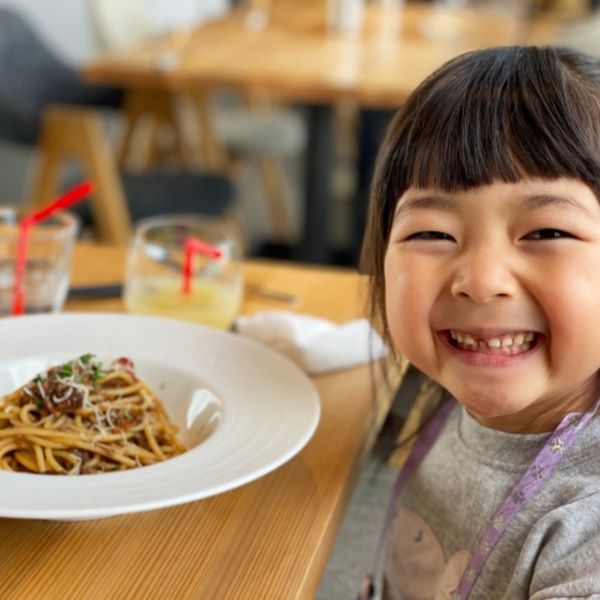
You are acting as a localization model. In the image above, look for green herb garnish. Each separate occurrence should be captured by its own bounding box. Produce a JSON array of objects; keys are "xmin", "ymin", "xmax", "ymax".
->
[
  {"xmin": 58, "ymin": 363, "xmax": 73, "ymax": 378},
  {"xmin": 79, "ymin": 353, "xmax": 94, "ymax": 364},
  {"xmin": 91, "ymin": 364, "xmax": 104, "ymax": 381}
]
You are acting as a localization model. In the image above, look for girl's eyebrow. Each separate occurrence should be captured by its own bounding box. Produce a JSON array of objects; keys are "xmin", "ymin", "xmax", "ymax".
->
[
  {"xmin": 393, "ymin": 195, "xmax": 455, "ymax": 220},
  {"xmin": 393, "ymin": 191, "xmax": 596, "ymax": 220},
  {"xmin": 521, "ymin": 194, "xmax": 595, "ymax": 217}
]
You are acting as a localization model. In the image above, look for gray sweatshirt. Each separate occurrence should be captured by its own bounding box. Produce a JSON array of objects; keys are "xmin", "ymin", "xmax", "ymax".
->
[{"xmin": 382, "ymin": 406, "xmax": 600, "ymax": 599}]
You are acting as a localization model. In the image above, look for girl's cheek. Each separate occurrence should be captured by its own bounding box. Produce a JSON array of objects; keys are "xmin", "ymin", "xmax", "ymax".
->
[
  {"xmin": 385, "ymin": 283, "xmax": 414, "ymax": 350},
  {"xmin": 384, "ymin": 252, "xmax": 421, "ymax": 348}
]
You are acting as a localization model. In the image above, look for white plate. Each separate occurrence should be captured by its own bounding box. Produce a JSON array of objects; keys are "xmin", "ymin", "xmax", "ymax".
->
[{"xmin": 0, "ymin": 313, "xmax": 320, "ymax": 520}]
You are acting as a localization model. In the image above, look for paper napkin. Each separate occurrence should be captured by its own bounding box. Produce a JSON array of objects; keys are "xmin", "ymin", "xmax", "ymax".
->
[{"xmin": 235, "ymin": 310, "xmax": 388, "ymax": 375}]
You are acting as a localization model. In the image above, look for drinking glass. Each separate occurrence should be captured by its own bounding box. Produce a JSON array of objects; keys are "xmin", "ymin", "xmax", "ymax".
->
[
  {"xmin": 124, "ymin": 215, "xmax": 244, "ymax": 330},
  {"xmin": 0, "ymin": 207, "xmax": 78, "ymax": 316}
]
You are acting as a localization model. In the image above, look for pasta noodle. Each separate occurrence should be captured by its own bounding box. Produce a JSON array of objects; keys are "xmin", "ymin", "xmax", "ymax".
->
[{"xmin": 0, "ymin": 354, "xmax": 185, "ymax": 474}]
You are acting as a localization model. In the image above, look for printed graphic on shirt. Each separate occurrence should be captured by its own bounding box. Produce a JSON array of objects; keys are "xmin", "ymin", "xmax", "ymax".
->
[{"xmin": 383, "ymin": 507, "xmax": 470, "ymax": 600}]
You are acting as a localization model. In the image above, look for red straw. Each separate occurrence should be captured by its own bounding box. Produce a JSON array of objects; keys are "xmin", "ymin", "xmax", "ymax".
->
[
  {"xmin": 182, "ymin": 235, "xmax": 223, "ymax": 295},
  {"xmin": 11, "ymin": 182, "xmax": 93, "ymax": 315}
]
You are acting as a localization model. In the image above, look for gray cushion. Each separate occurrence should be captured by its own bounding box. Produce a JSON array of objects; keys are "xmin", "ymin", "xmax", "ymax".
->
[{"xmin": 214, "ymin": 107, "xmax": 306, "ymax": 158}]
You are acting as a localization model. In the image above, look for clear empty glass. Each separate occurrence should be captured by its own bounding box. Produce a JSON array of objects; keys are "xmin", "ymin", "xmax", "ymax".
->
[
  {"xmin": 124, "ymin": 215, "xmax": 244, "ymax": 330},
  {"xmin": 0, "ymin": 207, "xmax": 78, "ymax": 316}
]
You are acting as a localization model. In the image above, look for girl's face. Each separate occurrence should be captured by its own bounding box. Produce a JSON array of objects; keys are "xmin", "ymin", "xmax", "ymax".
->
[{"xmin": 384, "ymin": 178, "xmax": 600, "ymax": 432}]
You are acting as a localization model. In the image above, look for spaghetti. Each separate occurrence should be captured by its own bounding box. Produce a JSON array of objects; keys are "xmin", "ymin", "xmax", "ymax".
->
[{"xmin": 0, "ymin": 354, "xmax": 185, "ymax": 474}]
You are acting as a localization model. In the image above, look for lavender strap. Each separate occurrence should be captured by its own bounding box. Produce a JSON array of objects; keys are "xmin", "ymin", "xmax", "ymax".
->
[
  {"xmin": 378, "ymin": 397, "xmax": 455, "ymax": 551},
  {"xmin": 365, "ymin": 397, "xmax": 455, "ymax": 599},
  {"xmin": 454, "ymin": 395, "xmax": 600, "ymax": 600}
]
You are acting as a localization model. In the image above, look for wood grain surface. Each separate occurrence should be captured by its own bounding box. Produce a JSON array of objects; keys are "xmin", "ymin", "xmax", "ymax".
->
[
  {"xmin": 0, "ymin": 243, "xmax": 404, "ymax": 599},
  {"xmin": 84, "ymin": 1, "xmax": 558, "ymax": 108}
]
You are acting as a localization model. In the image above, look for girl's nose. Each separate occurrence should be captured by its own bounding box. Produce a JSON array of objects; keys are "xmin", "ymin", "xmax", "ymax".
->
[{"xmin": 450, "ymin": 245, "xmax": 517, "ymax": 304}]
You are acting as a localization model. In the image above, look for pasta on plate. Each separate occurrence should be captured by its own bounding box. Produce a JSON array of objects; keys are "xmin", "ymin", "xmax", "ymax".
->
[{"xmin": 0, "ymin": 354, "xmax": 185, "ymax": 474}]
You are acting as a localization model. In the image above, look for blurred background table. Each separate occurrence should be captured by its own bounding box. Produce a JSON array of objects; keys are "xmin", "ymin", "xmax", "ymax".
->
[
  {"xmin": 84, "ymin": 0, "xmax": 560, "ymax": 265},
  {"xmin": 0, "ymin": 243, "xmax": 405, "ymax": 599}
]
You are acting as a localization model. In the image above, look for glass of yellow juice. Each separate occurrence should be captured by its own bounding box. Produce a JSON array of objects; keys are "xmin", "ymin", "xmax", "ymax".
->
[{"xmin": 123, "ymin": 215, "xmax": 243, "ymax": 330}]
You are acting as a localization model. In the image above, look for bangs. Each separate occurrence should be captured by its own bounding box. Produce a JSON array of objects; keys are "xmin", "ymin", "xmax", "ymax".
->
[{"xmin": 384, "ymin": 46, "xmax": 600, "ymax": 195}]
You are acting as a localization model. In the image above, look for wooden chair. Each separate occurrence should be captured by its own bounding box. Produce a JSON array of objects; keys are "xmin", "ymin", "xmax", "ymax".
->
[
  {"xmin": 90, "ymin": 0, "xmax": 304, "ymax": 244},
  {"xmin": 117, "ymin": 89, "xmax": 193, "ymax": 172},
  {"xmin": 115, "ymin": 86, "xmax": 302, "ymax": 245},
  {"xmin": 28, "ymin": 106, "xmax": 131, "ymax": 244},
  {"xmin": 27, "ymin": 105, "xmax": 238, "ymax": 246}
]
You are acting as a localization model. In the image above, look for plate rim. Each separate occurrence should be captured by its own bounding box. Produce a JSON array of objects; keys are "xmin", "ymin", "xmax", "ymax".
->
[{"xmin": 0, "ymin": 312, "xmax": 320, "ymax": 520}]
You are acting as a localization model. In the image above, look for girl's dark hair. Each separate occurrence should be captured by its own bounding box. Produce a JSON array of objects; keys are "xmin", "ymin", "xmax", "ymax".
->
[{"xmin": 362, "ymin": 45, "xmax": 600, "ymax": 346}]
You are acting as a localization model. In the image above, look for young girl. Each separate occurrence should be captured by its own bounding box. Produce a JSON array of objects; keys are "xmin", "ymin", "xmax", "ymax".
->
[{"xmin": 362, "ymin": 46, "xmax": 600, "ymax": 599}]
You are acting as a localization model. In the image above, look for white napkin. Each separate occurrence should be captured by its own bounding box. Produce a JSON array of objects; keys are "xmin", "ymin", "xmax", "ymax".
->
[{"xmin": 235, "ymin": 310, "xmax": 388, "ymax": 375}]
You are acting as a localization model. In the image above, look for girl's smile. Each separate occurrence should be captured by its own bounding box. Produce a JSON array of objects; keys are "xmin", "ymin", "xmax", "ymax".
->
[
  {"xmin": 384, "ymin": 178, "xmax": 600, "ymax": 432},
  {"xmin": 438, "ymin": 329, "xmax": 542, "ymax": 364}
]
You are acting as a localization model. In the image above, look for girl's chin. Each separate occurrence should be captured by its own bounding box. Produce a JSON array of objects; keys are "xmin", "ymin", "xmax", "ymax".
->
[
  {"xmin": 458, "ymin": 398, "xmax": 555, "ymax": 433},
  {"xmin": 449, "ymin": 393, "xmax": 529, "ymax": 422}
]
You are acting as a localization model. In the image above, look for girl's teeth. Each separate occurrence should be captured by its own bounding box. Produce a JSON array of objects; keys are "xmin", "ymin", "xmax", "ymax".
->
[
  {"xmin": 449, "ymin": 330, "xmax": 536, "ymax": 354},
  {"xmin": 487, "ymin": 338, "xmax": 501, "ymax": 348}
]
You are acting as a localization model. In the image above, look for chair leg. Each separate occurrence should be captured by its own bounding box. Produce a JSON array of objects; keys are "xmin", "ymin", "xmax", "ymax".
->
[
  {"xmin": 117, "ymin": 95, "xmax": 138, "ymax": 168},
  {"xmin": 185, "ymin": 89, "xmax": 230, "ymax": 172},
  {"xmin": 256, "ymin": 157, "xmax": 294, "ymax": 243},
  {"xmin": 28, "ymin": 105, "xmax": 132, "ymax": 245},
  {"xmin": 118, "ymin": 89, "xmax": 190, "ymax": 170}
]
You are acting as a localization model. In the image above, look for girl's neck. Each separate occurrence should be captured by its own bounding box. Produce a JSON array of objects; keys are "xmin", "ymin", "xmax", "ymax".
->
[{"xmin": 469, "ymin": 388, "xmax": 600, "ymax": 434}]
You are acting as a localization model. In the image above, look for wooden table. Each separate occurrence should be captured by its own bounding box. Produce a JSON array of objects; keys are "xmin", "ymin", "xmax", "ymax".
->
[
  {"xmin": 0, "ymin": 244, "xmax": 405, "ymax": 599},
  {"xmin": 84, "ymin": 1, "xmax": 559, "ymax": 264}
]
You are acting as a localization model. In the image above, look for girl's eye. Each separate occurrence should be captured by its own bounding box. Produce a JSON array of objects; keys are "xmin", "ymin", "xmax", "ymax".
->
[
  {"xmin": 523, "ymin": 229, "xmax": 574, "ymax": 240},
  {"xmin": 405, "ymin": 231, "xmax": 454, "ymax": 242}
]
